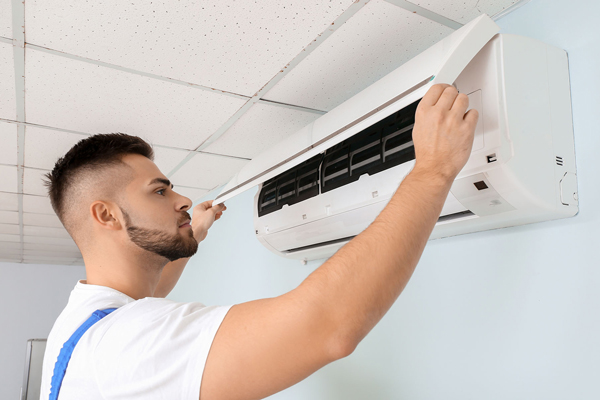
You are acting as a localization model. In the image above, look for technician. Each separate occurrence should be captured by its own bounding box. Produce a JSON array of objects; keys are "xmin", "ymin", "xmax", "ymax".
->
[{"xmin": 39, "ymin": 83, "xmax": 477, "ymax": 399}]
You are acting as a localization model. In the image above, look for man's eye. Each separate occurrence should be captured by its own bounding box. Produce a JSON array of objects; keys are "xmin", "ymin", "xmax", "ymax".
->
[{"xmin": 156, "ymin": 189, "xmax": 166, "ymax": 196}]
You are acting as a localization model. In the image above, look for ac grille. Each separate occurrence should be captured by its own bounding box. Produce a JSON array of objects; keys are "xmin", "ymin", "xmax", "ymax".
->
[
  {"xmin": 258, "ymin": 99, "xmax": 421, "ymax": 217},
  {"xmin": 556, "ymin": 156, "xmax": 563, "ymax": 166}
]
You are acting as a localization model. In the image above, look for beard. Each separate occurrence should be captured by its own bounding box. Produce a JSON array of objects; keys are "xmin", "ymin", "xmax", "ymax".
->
[{"xmin": 121, "ymin": 208, "xmax": 198, "ymax": 262}]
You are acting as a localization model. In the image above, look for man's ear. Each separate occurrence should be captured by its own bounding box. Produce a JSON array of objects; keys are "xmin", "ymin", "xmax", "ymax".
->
[{"xmin": 90, "ymin": 201, "xmax": 123, "ymax": 231}]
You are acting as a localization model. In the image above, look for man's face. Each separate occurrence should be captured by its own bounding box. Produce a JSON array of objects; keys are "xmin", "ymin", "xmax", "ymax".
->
[{"xmin": 119, "ymin": 154, "xmax": 197, "ymax": 261}]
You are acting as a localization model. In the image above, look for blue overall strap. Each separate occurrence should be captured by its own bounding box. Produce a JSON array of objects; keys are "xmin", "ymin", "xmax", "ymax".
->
[{"xmin": 49, "ymin": 308, "xmax": 118, "ymax": 400}]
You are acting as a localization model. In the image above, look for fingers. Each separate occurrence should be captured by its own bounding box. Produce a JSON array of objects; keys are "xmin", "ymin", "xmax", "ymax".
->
[
  {"xmin": 419, "ymin": 83, "xmax": 452, "ymax": 107},
  {"xmin": 451, "ymin": 93, "xmax": 469, "ymax": 115},
  {"xmin": 463, "ymin": 108, "xmax": 479, "ymax": 126}
]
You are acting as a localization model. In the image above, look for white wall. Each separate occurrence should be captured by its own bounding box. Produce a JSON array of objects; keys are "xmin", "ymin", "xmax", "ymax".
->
[
  {"xmin": 0, "ymin": 262, "xmax": 85, "ymax": 400},
  {"xmin": 168, "ymin": 0, "xmax": 600, "ymax": 398}
]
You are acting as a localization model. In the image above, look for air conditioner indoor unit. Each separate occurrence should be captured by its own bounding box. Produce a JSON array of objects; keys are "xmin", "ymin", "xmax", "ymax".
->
[{"xmin": 215, "ymin": 14, "xmax": 578, "ymax": 261}]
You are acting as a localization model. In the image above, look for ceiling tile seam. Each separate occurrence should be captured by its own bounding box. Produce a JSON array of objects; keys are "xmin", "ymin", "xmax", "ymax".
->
[
  {"xmin": 257, "ymin": 99, "xmax": 326, "ymax": 115},
  {"xmin": 492, "ymin": 0, "xmax": 531, "ymax": 20},
  {"xmin": 25, "ymin": 43, "xmax": 251, "ymax": 101},
  {"xmin": 170, "ymin": 1, "xmax": 372, "ymax": 179},
  {"xmin": 383, "ymin": 0, "xmax": 463, "ymax": 29},
  {"xmin": 0, "ymin": 190, "xmax": 46, "ymax": 197},
  {"xmin": 12, "ymin": 0, "xmax": 25, "ymax": 263},
  {"xmin": 254, "ymin": 0, "xmax": 372, "ymax": 100},
  {"xmin": 0, "ymin": 36, "xmax": 12, "ymax": 44},
  {"xmin": 0, "ymin": 117, "xmax": 252, "ymax": 161}
]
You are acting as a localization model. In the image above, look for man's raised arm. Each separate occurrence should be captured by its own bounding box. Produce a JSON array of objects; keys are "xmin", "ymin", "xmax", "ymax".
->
[{"xmin": 199, "ymin": 84, "xmax": 478, "ymax": 400}]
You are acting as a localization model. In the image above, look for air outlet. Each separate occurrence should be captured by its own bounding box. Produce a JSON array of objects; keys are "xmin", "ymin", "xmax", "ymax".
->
[{"xmin": 556, "ymin": 156, "xmax": 563, "ymax": 166}]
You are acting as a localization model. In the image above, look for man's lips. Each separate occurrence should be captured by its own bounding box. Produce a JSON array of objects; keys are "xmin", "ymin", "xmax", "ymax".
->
[{"xmin": 179, "ymin": 220, "xmax": 191, "ymax": 228}]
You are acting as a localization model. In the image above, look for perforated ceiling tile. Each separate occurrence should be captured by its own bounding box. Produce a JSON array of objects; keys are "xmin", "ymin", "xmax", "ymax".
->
[
  {"xmin": 152, "ymin": 146, "xmax": 192, "ymax": 176},
  {"xmin": 23, "ymin": 168, "xmax": 50, "ymax": 196},
  {"xmin": 205, "ymin": 103, "xmax": 321, "ymax": 159},
  {"xmin": 0, "ymin": 42, "xmax": 16, "ymax": 120},
  {"xmin": 23, "ymin": 212, "xmax": 62, "ymax": 228},
  {"xmin": 0, "ymin": 210, "xmax": 18, "ymax": 224},
  {"xmin": 407, "ymin": 0, "xmax": 521, "ymax": 24},
  {"xmin": 263, "ymin": 0, "xmax": 453, "ymax": 111},
  {"xmin": 0, "ymin": 0, "xmax": 11, "ymax": 38},
  {"xmin": 0, "ymin": 224, "xmax": 19, "ymax": 235},
  {"xmin": 0, "ymin": 122, "xmax": 18, "ymax": 165},
  {"xmin": 26, "ymin": 0, "xmax": 355, "ymax": 96},
  {"xmin": 24, "ymin": 225, "xmax": 71, "ymax": 239},
  {"xmin": 170, "ymin": 153, "xmax": 249, "ymax": 190},
  {"xmin": 172, "ymin": 186, "xmax": 209, "ymax": 203},
  {"xmin": 0, "ymin": 165, "xmax": 17, "ymax": 193},
  {"xmin": 24, "ymin": 126, "xmax": 85, "ymax": 170},
  {"xmin": 25, "ymin": 48, "xmax": 247, "ymax": 149},
  {"xmin": 23, "ymin": 195, "xmax": 55, "ymax": 215},
  {"xmin": 0, "ymin": 192, "xmax": 18, "ymax": 211}
]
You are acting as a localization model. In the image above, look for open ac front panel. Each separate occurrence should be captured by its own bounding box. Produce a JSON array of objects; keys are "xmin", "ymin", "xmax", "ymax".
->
[{"xmin": 253, "ymin": 33, "xmax": 578, "ymax": 261}]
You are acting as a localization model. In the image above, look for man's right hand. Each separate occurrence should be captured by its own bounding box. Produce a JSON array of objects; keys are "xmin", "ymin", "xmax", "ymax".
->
[{"xmin": 412, "ymin": 83, "xmax": 479, "ymax": 182}]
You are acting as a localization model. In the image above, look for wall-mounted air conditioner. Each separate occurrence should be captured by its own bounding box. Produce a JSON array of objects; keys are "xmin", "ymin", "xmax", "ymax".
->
[{"xmin": 215, "ymin": 15, "xmax": 578, "ymax": 261}]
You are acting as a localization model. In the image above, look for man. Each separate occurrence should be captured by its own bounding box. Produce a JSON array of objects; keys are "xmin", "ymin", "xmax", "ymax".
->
[{"xmin": 39, "ymin": 83, "xmax": 477, "ymax": 399}]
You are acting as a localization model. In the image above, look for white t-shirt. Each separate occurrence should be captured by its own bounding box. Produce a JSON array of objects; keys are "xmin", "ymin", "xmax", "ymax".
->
[{"xmin": 39, "ymin": 279, "xmax": 232, "ymax": 400}]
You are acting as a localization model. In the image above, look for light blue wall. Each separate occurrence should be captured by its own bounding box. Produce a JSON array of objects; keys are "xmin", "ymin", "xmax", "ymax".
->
[{"xmin": 168, "ymin": 0, "xmax": 600, "ymax": 398}]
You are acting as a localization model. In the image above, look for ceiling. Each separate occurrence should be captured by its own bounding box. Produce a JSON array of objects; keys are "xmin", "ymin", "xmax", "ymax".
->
[{"xmin": 0, "ymin": 0, "xmax": 527, "ymax": 265}]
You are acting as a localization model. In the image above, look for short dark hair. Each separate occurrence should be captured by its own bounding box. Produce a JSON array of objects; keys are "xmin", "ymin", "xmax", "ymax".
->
[{"xmin": 44, "ymin": 133, "xmax": 154, "ymax": 224}]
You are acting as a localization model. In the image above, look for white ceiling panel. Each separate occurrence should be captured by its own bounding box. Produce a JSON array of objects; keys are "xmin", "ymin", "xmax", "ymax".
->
[
  {"xmin": 0, "ymin": 121, "xmax": 18, "ymax": 165},
  {"xmin": 25, "ymin": 0, "xmax": 355, "ymax": 96},
  {"xmin": 170, "ymin": 153, "xmax": 248, "ymax": 190},
  {"xmin": 152, "ymin": 146, "xmax": 192, "ymax": 176},
  {"xmin": 23, "ymin": 235, "xmax": 77, "ymax": 246},
  {"xmin": 23, "ymin": 194, "xmax": 55, "ymax": 215},
  {"xmin": 23, "ymin": 212, "xmax": 62, "ymax": 228},
  {"xmin": 0, "ymin": 210, "xmax": 18, "ymax": 224},
  {"xmin": 0, "ymin": 233, "xmax": 20, "ymax": 242},
  {"xmin": 0, "ymin": 165, "xmax": 17, "ymax": 192},
  {"xmin": 23, "ymin": 167, "xmax": 49, "ymax": 196},
  {"xmin": 0, "ymin": 223, "xmax": 19, "ymax": 235},
  {"xmin": 24, "ymin": 126, "xmax": 84, "ymax": 170},
  {"xmin": 0, "ymin": 42, "xmax": 16, "ymax": 120},
  {"xmin": 205, "ymin": 103, "xmax": 321, "ymax": 159},
  {"xmin": 0, "ymin": 0, "xmax": 11, "ymax": 38},
  {"xmin": 172, "ymin": 186, "xmax": 209, "ymax": 203},
  {"xmin": 24, "ymin": 242, "xmax": 79, "ymax": 252},
  {"xmin": 263, "ymin": 0, "xmax": 453, "ymax": 111},
  {"xmin": 0, "ymin": 192, "xmax": 18, "ymax": 211},
  {"xmin": 25, "ymin": 48, "xmax": 247, "ymax": 149},
  {"xmin": 24, "ymin": 225, "xmax": 71, "ymax": 239},
  {"xmin": 407, "ymin": 0, "xmax": 521, "ymax": 24}
]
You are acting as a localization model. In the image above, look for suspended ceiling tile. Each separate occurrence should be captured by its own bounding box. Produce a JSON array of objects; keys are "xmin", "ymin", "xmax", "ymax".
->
[
  {"xmin": 23, "ymin": 235, "xmax": 77, "ymax": 246},
  {"xmin": 25, "ymin": 48, "xmax": 247, "ymax": 149},
  {"xmin": 23, "ymin": 195, "xmax": 55, "ymax": 215},
  {"xmin": 170, "ymin": 153, "xmax": 248, "ymax": 190},
  {"xmin": 263, "ymin": 0, "xmax": 453, "ymax": 111},
  {"xmin": 0, "ymin": 233, "xmax": 20, "ymax": 242},
  {"xmin": 152, "ymin": 146, "xmax": 192, "ymax": 176},
  {"xmin": 0, "ymin": 223, "xmax": 19, "ymax": 235},
  {"xmin": 0, "ymin": 42, "xmax": 16, "ymax": 120},
  {"xmin": 24, "ymin": 126, "xmax": 85, "ymax": 170},
  {"xmin": 173, "ymin": 186, "xmax": 209, "ymax": 203},
  {"xmin": 24, "ymin": 225, "xmax": 71, "ymax": 239},
  {"xmin": 407, "ymin": 0, "xmax": 521, "ymax": 24},
  {"xmin": 0, "ymin": 192, "xmax": 18, "ymax": 211},
  {"xmin": 0, "ymin": 210, "xmax": 18, "ymax": 224},
  {"xmin": 23, "ymin": 168, "xmax": 49, "ymax": 196},
  {"xmin": 24, "ymin": 242, "xmax": 79, "ymax": 252},
  {"xmin": 23, "ymin": 212, "xmax": 62, "ymax": 228},
  {"xmin": 0, "ymin": 0, "xmax": 11, "ymax": 38},
  {"xmin": 205, "ymin": 103, "xmax": 321, "ymax": 159},
  {"xmin": 0, "ymin": 122, "xmax": 18, "ymax": 165},
  {"xmin": 25, "ymin": 0, "xmax": 355, "ymax": 96},
  {"xmin": 0, "ymin": 165, "xmax": 18, "ymax": 193}
]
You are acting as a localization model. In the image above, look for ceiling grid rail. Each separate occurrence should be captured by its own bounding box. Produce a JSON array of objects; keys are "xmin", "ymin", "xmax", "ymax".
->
[
  {"xmin": 383, "ymin": 0, "xmax": 463, "ymax": 29},
  {"xmin": 166, "ymin": 0, "xmax": 373, "ymax": 179},
  {"xmin": 11, "ymin": 0, "xmax": 26, "ymax": 263}
]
